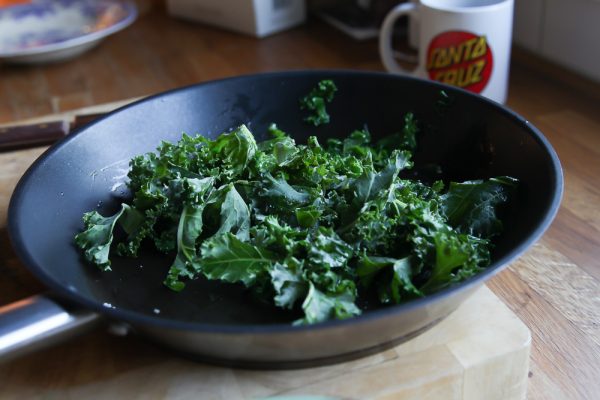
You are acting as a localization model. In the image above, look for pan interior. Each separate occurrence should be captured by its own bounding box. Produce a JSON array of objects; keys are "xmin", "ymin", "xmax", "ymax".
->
[{"xmin": 8, "ymin": 71, "xmax": 560, "ymax": 327}]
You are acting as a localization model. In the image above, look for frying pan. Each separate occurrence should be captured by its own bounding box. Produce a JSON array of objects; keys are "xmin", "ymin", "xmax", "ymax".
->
[{"xmin": 0, "ymin": 71, "xmax": 562, "ymax": 368}]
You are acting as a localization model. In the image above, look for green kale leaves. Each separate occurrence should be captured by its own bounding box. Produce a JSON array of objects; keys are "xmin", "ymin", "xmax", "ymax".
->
[
  {"xmin": 300, "ymin": 79, "xmax": 337, "ymax": 126},
  {"xmin": 75, "ymin": 110, "xmax": 517, "ymax": 324}
]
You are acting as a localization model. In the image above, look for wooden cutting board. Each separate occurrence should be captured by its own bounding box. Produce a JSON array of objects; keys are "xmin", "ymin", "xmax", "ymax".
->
[
  {"xmin": 0, "ymin": 100, "xmax": 530, "ymax": 399},
  {"xmin": 0, "ymin": 286, "xmax": 530, "ymax": 400}
]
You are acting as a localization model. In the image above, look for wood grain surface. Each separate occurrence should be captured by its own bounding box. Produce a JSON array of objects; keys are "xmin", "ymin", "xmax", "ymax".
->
[
  {"xmin": 0, "ymin": 287, "xmax": 531, "ymax": 400},
  {"xmin": 1, "ymin": 6, "xmax": 599, "ymax": 399}
]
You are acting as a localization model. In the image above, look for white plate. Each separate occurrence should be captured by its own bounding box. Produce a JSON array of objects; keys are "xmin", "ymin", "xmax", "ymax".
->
[{"xmin": 0, "ymin": 0, "xmax": 137, "ymax": 64}]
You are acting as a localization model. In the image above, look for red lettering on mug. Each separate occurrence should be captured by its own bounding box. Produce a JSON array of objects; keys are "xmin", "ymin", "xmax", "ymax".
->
[{"xmin": 426, "ymin": 31, "xmax": 493, "ymax": 94}]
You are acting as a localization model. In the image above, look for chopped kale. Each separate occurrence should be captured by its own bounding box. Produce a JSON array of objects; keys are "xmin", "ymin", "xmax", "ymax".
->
[
  {"xmin": 300, "ymin": 79, "xmax": 337, "ymax": 126},
  {"xmin": 75, "ymin": 85, "xmax": 517, "ymax": 325}
]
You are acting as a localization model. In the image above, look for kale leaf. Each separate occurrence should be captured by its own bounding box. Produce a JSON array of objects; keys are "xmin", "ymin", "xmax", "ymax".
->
[
  {"xmin": 298, "ymin": 282, "xmax": 361, "ymax": 325},
  {"xmin": 300, "ymin": 79, "xmax": 337, "ymax": 126},
  {"xmin": 441, "ymin": 176, "xmax": 518, "ymax": 237},
  {"xmin": 75, "ymin": 204, "xmax": 142, "ymax": 271},
  {"xmin": 199, "ymin": 233, "xmax": 274, "ymax": 286}
]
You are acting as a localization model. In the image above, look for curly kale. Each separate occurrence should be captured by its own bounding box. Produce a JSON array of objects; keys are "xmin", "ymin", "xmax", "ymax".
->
[
  {"xmin": 75, "ymin": 89, "xmax": 517, "ymax": 325},
  {"xmin": 300, "ymin": 79, "xmax": 337, "ymax": 126}
]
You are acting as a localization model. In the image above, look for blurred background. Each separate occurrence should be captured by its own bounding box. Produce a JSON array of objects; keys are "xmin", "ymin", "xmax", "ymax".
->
[{"xmin": 0, "ymin": 0, "xmax": 598, "ymax": 124}]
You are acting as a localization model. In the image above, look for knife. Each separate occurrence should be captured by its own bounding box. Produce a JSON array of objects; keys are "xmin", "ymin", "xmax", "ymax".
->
[{"xmin": 0, "ymin": 113, "xmax": 104, "ymax": 152}]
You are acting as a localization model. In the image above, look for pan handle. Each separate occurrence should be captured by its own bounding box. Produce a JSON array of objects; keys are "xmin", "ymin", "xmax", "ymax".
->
[{"xmin": 0, "ymin": 295, "xmax": 101, "ymax": 362}]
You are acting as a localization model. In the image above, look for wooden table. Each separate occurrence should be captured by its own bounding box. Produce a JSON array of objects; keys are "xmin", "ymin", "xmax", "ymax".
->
[{"xmin": 1, "ymin": 7, "xmax": 599, "ymax": 399}]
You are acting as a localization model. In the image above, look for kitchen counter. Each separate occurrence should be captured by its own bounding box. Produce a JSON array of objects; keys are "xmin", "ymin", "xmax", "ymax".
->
[{"xmin": 1, "ymin": 6, "xmax": 599, "ymax": 399}]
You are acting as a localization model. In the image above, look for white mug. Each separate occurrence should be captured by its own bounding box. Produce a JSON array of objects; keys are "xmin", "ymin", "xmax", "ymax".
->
[{"xmin": 379, "ymin": 0, "xmax": 514, "ymax": 103}]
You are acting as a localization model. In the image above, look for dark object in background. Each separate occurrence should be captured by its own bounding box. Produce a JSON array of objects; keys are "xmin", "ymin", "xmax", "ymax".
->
[
  {"xmin": 2, "ymin": 70, "xmax": 562, "ymax": 368},
  {"xmin": 0, "ymin": 113, "xmax": 104, "ymax": 152},
  {"xmin": 315, "ymin": 0, "xmax": 407, "ymax": 39}
]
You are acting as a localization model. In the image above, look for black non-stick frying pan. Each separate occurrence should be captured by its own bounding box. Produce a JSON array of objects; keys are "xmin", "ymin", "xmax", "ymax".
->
[{"xmin": 1, "ymin": 71, "xmax": 562, "ymax": 368}]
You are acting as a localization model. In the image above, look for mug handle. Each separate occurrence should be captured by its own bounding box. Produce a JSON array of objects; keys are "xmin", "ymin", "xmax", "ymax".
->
[{"xmin": 379, "ymin": 2, "xmax": 419, "ymax": 74}]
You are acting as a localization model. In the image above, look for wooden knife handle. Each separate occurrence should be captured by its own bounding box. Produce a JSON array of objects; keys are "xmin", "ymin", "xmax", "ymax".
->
[
  {"xmin": 72, "ymin": 113, "xmax": 104, "ymax": 128},
  {"xmin": 0, "ymin": 121, "xmax": 69, "ymax": 152}
]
